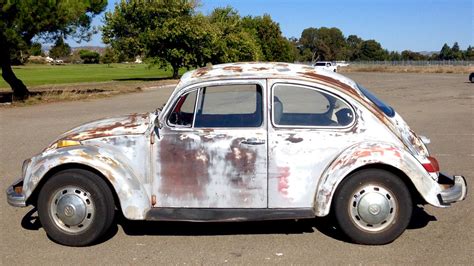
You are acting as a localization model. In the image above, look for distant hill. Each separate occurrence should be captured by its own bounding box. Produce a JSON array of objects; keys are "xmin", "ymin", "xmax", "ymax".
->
[
  {"xmin": 43, "ymin": 45, "xmax": 106, "ymax": 55},
  {"xmin": 71, "ymin": 46, "xmax": 106, "ymax": 55},
  {"xmin": 418, "ymin": 51, "xmax": 437, "ymax": 56}
]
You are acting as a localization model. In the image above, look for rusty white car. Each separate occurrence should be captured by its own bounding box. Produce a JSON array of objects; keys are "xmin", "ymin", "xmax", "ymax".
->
[{"xmin": 7, "ymin": 62, "xmax": 467, "ymax": 246}]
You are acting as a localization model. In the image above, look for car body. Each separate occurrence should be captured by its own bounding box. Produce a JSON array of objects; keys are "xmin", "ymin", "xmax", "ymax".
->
[
  {"xmin": 335, "ymin": 61, "xmax": 350, "ymax": 67},
  {"xmin": 469, "ymin": 72, "xmax": 473, "ymax": 83},
  {"xmin": 313, "ymin": 61, "xmax": 337, "ymax": 72},
  {"xmin": 7, "ymin": 62, "xmax": 467, "ymax": 246}
]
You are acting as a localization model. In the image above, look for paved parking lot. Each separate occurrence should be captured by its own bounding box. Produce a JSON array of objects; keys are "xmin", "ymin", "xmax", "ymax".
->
[{"xmin": 1, "ymin": 72, "xmax": 472, "ymax": 264}]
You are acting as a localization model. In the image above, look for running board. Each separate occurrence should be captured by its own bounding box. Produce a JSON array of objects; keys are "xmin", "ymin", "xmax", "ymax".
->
[{"xmin": 145, "ymin": 208, "xmax": 315, "ymax": 222}]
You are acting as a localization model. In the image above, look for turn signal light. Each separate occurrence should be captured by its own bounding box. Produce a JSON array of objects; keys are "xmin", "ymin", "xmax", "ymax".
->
[{"xmin": 57, "ymin": 140, "xmax": 81, "ymax": 148}]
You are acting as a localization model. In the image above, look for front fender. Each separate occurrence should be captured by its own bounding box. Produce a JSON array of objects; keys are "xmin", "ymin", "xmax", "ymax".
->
[
  {"xmin": 23, "ymin": 145, "xmax": 151, "ymax": 220},
  {"xmin": 314, "ymin": 141, "xmax": 442, "ymax": 217}
]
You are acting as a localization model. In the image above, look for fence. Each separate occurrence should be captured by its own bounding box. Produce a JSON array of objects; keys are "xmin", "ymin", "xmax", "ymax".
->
[{"xmin": 347, "ymin": 60, "xmax": 474, "ymax": 66}]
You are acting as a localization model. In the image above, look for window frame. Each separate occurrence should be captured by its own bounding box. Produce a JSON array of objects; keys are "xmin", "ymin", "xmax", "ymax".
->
[
  {"xmin": 166, "ymin": 89, "xmax": 200, "ymax": 128},
  {"xmin": 271, "ymin": 83, "xmax": 356, "ymax": 129},
  {"xmin": 194, "ymin": 84, "xmax": 263, "ymax": 128}
]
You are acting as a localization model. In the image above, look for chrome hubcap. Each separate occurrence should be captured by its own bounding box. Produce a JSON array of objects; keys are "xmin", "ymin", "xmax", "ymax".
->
[
  {"xmin": 350, "ymin": 185, "xmax": 396, "ymax": 232},
  {"xmin": 50, "ymin": 186, "xmax": 94, "ymax": 233}
]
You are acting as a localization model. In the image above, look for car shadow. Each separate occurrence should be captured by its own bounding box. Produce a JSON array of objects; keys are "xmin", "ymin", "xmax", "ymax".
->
[
  {"xmin": 407, "ymin": 205, "xmax": 437, "ymax": 229},
  {"xmin": 113, "ymin": 77, "xmax": 172, "ymax": 82},
  {"xmin": 20, "ymin": 205, "xmax": 436, "ymax": 245}
]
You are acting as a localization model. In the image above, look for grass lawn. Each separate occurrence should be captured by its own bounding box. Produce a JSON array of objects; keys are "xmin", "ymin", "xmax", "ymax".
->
[{"xmin": 0, "ymin": 63, "xmax": 179, "ymax": 90}]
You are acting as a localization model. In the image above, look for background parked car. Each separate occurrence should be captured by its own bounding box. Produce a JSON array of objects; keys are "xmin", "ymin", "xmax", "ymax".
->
[{"xmin": 313, "ymin": 61, "xmax": 338, "ymax": 72}]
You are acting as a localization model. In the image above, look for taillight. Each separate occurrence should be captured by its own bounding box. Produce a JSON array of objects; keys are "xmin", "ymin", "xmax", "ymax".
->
[{"xmin": 422, "ymin": 156, "xmax": 439, "ymax": 173}]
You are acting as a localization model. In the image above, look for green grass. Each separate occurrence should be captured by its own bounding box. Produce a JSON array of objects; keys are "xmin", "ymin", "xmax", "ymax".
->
[{"xmin": 0, "ymin": 63, "xmax": 177, "ymax": 90}]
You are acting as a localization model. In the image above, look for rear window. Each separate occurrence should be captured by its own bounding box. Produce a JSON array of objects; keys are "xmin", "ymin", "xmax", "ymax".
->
[
  {"xmin": 357, "ymin": 84, "xmax": 395, "ymax": 117},
  {"xmin": 315, "ymin": 63, "xmax": 326, "ymax": 66}
]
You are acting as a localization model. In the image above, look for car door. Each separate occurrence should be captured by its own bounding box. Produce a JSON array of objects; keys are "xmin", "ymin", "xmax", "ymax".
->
[
  {"xmin": 153, "ymin": 80, "xmax": 268, "ymax": 208},
  {"xmin": 267, "ymin": 80, "xmax": 357, "ymax": 208}
]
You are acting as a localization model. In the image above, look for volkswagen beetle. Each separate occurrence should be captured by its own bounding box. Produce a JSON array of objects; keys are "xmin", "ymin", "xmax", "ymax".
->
[{"xmin": 7, "ymin": 62, "xmax": 467, "ymax": 246}]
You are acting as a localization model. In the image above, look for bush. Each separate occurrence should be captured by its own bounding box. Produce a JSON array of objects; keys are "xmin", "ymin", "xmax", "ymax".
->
[{"xmin": 79, "ymin": 50, "xmax": 100, "ymax": 64}]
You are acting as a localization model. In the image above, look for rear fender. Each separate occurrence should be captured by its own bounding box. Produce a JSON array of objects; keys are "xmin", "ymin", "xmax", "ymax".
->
[
  {"xmin": 314, "ymin": 142, "xmax": 442, "ymax": 216},
  {"xmin": 23, "ymin": 145, "xmax": 150, "ymax": 220}
]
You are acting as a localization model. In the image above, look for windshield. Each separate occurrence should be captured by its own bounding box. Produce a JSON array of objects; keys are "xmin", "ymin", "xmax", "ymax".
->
[{"xmin": 357, "ymin": 84, "xmax": 395, "ymax": 117}]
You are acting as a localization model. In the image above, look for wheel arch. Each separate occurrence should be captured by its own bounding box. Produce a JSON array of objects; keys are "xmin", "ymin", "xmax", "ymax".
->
[
  {"xmin": 23, "ymin": 146, "xmax": 152, "ymax": 220},
  {"xmin": 26, "ymin": 163, "xmax": 121, "ymax": 212},
  {"xmin": 313, "ymin": 142, "xmax": 439, "ymax": 217},
  {"xmin": 340, "ymin": 163, "xmax": 424, "ymax": 204}
]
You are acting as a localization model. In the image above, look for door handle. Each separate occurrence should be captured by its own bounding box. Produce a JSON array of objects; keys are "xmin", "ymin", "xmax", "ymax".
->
[{"xmin": 241, "ymin": 138, "xmax": 265, "ymax": 145}]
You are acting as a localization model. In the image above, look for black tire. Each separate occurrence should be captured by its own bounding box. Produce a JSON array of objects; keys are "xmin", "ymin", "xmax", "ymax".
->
[
  {"xmin": 333, "ymin": 169, "xmax": 412, "ymax": 245},
  {"xmin": 37, "ymin": 169, "xmax": 115, "ymax": 246},
  {"xmin": 470, "ymin": 74, "xmax": 474, "ymax": 83}
]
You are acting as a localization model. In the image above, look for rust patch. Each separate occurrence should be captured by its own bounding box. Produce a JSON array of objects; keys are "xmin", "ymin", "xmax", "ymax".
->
[
  {"xmin": 159, "ymin": 135, "xmax": 210, "ymax": 199},
  {"xmin": 286, "ymin": 135, "xmax": 303, "ymax": 143},
  {"xmin": 252, "ymin": 67, "xmax": 269, "ymax": 71},
  {"xmin": 298, "ymin": 71, "xmax": 359, "ymax": 96},
  {"xmin": 193, "ymin": 67, "xmax": 211, "ymax": 77},
  {"xmin": 64, "ymin": 114, "xmax": 148, "ymax": 141},
  {"xmin": 223, "ymin": 66, "xmax": 243, "ymax": 72},
  {"xmin": 225, "ymin": 138, "xmax": 257, "ymax": 178}
]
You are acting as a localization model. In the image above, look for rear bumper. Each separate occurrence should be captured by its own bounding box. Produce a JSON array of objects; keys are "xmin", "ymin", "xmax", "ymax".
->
[
  {"xmin": 437, "ymin": 173, "xmax": 467, "ymax": 206},
  {"xmin": 6, "ymin": 178, "xmax": 26, "ymax": 207}
]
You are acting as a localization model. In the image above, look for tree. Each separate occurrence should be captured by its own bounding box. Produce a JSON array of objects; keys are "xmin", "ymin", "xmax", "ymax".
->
[
  {"xmin": 208, "ymin": 7, "xmax": 262, "ymax": 63},
  {"xmin": 299, "ymin": 27, "xmax": 347, "ymax": 62},
  {"xmin": 103, "ymin": 0, "xmax": 214, "ymax": 78},
  {"xmin": 49, "ymin": 37, "xmax": 71, "ymax": 59},
  {"xmin": 29, "ymin": 42, "xmax": 43, "ymax": 56},
  {"xmin": 388, "ymin": 51, "xmax": 401, "ymax": 61},
  {"xmin": 451, "ymin": 42, "xmax": 463, "ymax": 60},
  {"xmin": 359, "ymin": 40, "xmax": 387, "ymax": 61},
  {"xmin": 401, "ymin": 50, "xmax": 427, "ymax": 60},
  {"xmin": 346, "ymin": 34, "xmax": 363, "ymax": 60},
  {"xmin": 79, "ymin": 50, "xmax": 100, "ymax": 64},
  {"xmin": 101, "ymin": 47, "xmax": 117, "ymax": 65},
  {"xmin": 241, "ymin": 14, "xmax": 293, "ymax": 62},
  {"xmin": 439, "ymin": 43, "xmax": 453, "ymax": 60},
  {"xmin": 0, "ymin": 0, "xmax": 107, "ymax": 100},
  {"xmin": 464, "ymin": 46, "xmax": 474, "ymax": 60}
]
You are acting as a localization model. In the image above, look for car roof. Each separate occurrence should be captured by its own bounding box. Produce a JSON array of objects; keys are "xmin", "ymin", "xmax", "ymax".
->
[{"xmin": 178, "ymin": 62, "xmax": 359, "ymax": 96}]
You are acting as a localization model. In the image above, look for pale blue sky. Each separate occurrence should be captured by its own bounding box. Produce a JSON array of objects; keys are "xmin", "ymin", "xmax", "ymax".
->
[{"xmin": 69, "ymin": 0, "xmax": 473, "ymax": 52}]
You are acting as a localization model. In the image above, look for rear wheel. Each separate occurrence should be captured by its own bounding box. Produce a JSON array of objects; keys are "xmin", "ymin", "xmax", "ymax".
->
[
  {"xmin": 37, "ymin": 169, "xmax": 115, "ymax": 246},
  {"xmin": 333, "ymin": 169, "xmax": 412, "ymax": 245}
]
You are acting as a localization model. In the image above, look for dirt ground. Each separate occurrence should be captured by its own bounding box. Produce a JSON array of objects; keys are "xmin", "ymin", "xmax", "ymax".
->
[{"xmin": 0, "ymin": 72, "xmax": 472, "ymax": 264}]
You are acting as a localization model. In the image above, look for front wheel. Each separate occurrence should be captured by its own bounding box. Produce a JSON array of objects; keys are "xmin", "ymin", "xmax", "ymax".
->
[
  {"xmin": 37, "ymin": 169, "xmax": 115, "ymax": 246},
  {"xmin": 333, "ymin": 169, "xmax": 412, "ymax": 245}
]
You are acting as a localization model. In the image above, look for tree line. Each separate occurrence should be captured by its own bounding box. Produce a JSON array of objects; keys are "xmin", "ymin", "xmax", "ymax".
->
[{"xmin": 1, "ymin": 0, "xmax": 473, "ymax": 100}]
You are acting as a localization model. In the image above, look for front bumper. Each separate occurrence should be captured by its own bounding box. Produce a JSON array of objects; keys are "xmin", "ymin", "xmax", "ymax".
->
[
  {"xmin": 437, "ymin": 173, "xmax": 468, "ymax": 206},
  {"xmin": 6, "ymin": 178, "xmax": 26, "ymax": 207}
]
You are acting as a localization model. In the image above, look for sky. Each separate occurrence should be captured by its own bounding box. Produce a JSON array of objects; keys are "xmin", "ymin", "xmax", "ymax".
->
[{"xmin": 70, "ymin": 0, "xmax": 473, "ymax": 52}]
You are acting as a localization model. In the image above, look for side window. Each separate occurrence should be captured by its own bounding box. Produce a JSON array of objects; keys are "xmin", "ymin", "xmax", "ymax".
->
[
  {"xmin": 168, "ymin": 90, "xmax": 197, "ymax": 127},
  {"xmin": 273, "ymin": 84, "xmax": 354, "ymax": 127},
  {"xmin": 194, "ymin": 84, "xmax": 262, "ymax": 128}
]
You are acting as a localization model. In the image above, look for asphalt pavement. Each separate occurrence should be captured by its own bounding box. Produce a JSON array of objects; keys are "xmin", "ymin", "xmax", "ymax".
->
[{"xmin": 1, "ymin": 72, "xmax": 472, "ymax": 264}]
